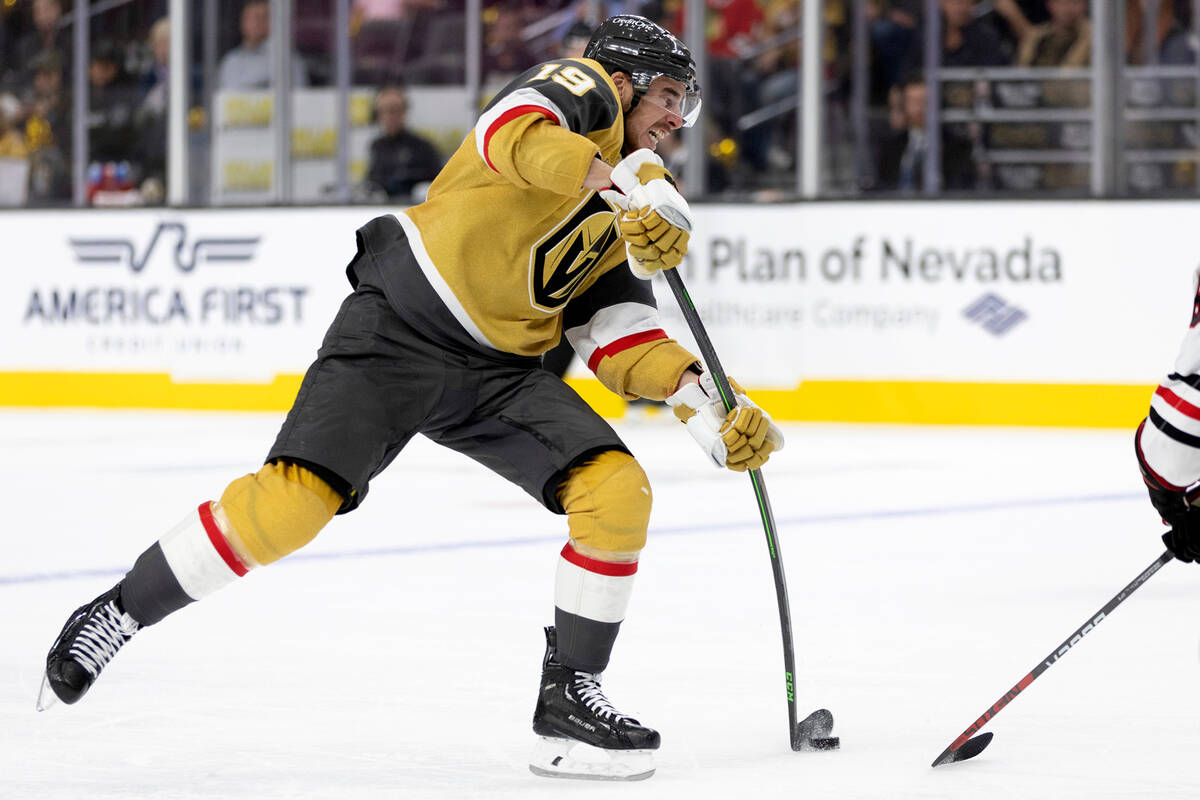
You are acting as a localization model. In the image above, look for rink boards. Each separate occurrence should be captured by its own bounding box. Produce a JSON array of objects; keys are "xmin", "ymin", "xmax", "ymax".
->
[{"xmin": 1, "ymin": 201, "xmax": 1185, "ymax": 427}]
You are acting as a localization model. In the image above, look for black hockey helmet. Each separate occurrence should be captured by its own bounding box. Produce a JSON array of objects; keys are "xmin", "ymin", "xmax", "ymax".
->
[{"xmin": 584, "ymin": 15, "xmax": 701, "ymax": 127}]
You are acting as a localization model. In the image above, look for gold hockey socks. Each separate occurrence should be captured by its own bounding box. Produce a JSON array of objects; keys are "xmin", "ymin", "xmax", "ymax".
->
[
  {"xmin": 553, "ymin": 451, "xmax": 651, "ymax": 671},
  {"xmin": 557, "ymin": 450, "xmax": 651, "ymax": 555},
  {"xmin": 119, "ymin": 462, "xmax": 342, "ymax": 626},
  {"xmin": 217, "ymin": 461, "xmax": 342, "ymax": 565}
]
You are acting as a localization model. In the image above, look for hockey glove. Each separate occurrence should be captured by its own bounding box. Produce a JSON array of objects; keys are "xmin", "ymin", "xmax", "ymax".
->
[
  {"xmin": 667, "ymin": 372, "xmax": 784, "ymax": 472},
  {"xmin": 600, "ymin": 149, "xmax": 692, "ymax": 279},
  {"xmin": 1144, "ymin": 481, "xmax": 1200, "ymax": 563}
]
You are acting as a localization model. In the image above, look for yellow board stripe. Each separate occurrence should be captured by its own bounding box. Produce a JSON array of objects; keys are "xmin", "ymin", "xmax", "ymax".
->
[
  {"xmin": 0, "ymin": 371, "xmax": 305, "ymax": 411},
  {"xmin": 0, "ymin": 372, "xmax": 1153, "ymax": 428},
  {"xmin": 753, "ymin": 381, "xmax": 1153, "ymax": 428}
]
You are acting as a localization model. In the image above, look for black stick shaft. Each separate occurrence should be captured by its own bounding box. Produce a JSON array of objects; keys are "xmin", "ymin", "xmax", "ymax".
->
[
  {"xmin": 663, "ymin": 268, "xmax": 801, "ymax": 744},
  {"xmin": 933, "ymin": 549, "xmax": 1174, "ymax": 763}
]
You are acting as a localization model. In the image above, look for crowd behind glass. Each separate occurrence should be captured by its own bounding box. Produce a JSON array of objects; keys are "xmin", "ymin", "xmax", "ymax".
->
[{"xmin": 0, "ymin": 0, "xmax": 1196, "ymax": 206}]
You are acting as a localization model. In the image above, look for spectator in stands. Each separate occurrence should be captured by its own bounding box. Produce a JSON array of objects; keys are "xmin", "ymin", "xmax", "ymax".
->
[
  {"xmin": 869, "ymin": 0, "xmax": 919, "ymax": 104},
  {"xmin": 1121, "ymin": 0, "xmax": 1195, "ymax": 192},
  {"xmin": 18, "ymin": 49, "xmax": 69, "ymax": 150},
  {"xmin": 218, "ymin": 0, "xmax": 309, "ymax": 89},
  {"xmin": 989, "ymin": 0, "xmax": 1049, "ymax": 57},
  {"xmin": 901, "ymin": 0, "xmax": 1007, "ymax": 69},
  {"xmin": 20, "ymin": 49, "xmax": 70, "ymax": 204},
  {"xmin": 1016, "ymin": 0, "xmax": 1090, "ymax": 66},
  {"xmin": 745, "ymin": 0, "xmax": 802, "ymax": 171},
  {"xmin": 557, "ymin": 20, "xmax": 595, "ymax": 59},
  {"xmin": 135, "ymin": 18, "xmax": 171, "ymax": 203},
  {"xmin": 366, "ymin": 83, "xmax": 443, "ymax": 202},
  {"xmin": 350, "ymin": 0, "xmax": 438, "ymax": 85},
  {"xmin": 0, "ymin": 91, "xmax": 28, "ymax": 205},
  {"xmin": 877, "ymin": 71, "xmax": 978, "ymax": 191},
  {"xmin": 138, "ymin": 17, "xmax": 171, "ymax": 101},
  {"xmin": 87, "ymin": 40, "xmax": 140, "ymax": 167},
  {"xmin": 1126, "ymin": 0, "xmax": 1196, "ymax": 64},
  {"xmin": 705, "ymin": 0, "xmax": 767, "ymax": 172},
  {"xmin": 0, "ymin": 0, "xmax": 21, "ymax": 90},
  {"xmin": 0, "ymin": 92, "xmax": 29, "ymax": 158},
  {"xmin": 638, "ymin": 0, "xmax": 684, "ymax": 32},
  {"xmin": 548, "ymin": 0, "xmax": 630, "ymax": 58},
  {"xmin": 482, "ymin": 5, "xmax": 538, "ymax": 80},
  {"xmin": 11, "ymin": 0, "xmax": 71, "ymax": 88}
]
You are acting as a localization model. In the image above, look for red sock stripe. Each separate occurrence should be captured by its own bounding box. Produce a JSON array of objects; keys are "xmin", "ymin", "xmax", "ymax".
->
[
  {"xmin": 559, "ymin": 543, "xmax": 638, "ymax": 576},
  {"xmin": 197, "ymin": 502, "xmax": 249, "ymax": 577}
]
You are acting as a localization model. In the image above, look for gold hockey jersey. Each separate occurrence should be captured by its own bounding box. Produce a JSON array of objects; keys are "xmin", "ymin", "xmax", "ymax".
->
[
  {"xmin": 403, "ymin": 58, "xmax": 626, "ymax": 356},
  {"xmin": 353, "ymin": 57, "xmax": 698, "ymax": 400}
]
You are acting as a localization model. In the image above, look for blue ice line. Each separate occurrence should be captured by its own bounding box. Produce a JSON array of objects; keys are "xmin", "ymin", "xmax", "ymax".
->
[{"xmin": 0, "ymin": 491, "xmax": 1143, "ymax": 587}]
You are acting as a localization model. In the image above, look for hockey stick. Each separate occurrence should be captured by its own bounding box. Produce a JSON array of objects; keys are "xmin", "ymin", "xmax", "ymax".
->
[
  {"xmin": 931, "ymin": 549, "xmax": 1175, "ymax": 767},
  {"xmin": 662, "ymin": 267, "xmax": 837, "ymax": 752}
]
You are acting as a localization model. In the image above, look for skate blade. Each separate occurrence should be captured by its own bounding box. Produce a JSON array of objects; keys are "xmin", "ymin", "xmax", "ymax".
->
[
  {"xmin": 529, "ymin": 736, "xmax": 655, "ymax": 781},
  {"xmin": 36, "ymin": 674, "xmax": 60, "ymax": 712}
]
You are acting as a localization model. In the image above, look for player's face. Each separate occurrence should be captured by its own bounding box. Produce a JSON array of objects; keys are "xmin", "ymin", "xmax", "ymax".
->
[{"xmin": 624, "ymin": 76, "xmax": 688, "ymax": 152}]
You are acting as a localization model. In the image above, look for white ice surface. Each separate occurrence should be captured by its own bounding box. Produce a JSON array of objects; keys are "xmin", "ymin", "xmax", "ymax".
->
[{"xmin": 1, "ymin": 409, "xmax": 1197, "ymax": 800}]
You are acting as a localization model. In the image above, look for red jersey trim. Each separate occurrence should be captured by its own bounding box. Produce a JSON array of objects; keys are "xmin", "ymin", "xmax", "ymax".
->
[
  {"xmin": 585, "ymin": 328, "xmax": 669, "ymax": 373},
  {"xmin": 482, "ymin": 105, "xmax": 558, "ymax": 173}
]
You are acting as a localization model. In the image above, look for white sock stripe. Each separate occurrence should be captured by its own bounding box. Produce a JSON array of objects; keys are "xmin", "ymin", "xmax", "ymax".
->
[
  {"xmin": 158, "ymin": 507, "xmax": 244, "ymax": 601},
  {"xmin": 554, "ymin": 555, "xmax": 636, "ymax": 624}
]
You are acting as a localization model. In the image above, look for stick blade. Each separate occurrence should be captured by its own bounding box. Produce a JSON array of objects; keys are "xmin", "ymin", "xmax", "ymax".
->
[
  {"xmin": 931, "ymin": 732, "xmax": 994, "ymax": 768},
  {"xmin": 793, "ymin": 708, "xmax": 839, "ymax": 751}
]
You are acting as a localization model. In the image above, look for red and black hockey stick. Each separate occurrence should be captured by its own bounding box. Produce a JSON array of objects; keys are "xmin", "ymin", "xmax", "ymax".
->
[
  {"xmin": 663, "ymin": 267, "xmax": 838, "ymax": 752},
  {"xmin": 931, "ymin": 549, "xmax": 1175, "ymax": 767}
]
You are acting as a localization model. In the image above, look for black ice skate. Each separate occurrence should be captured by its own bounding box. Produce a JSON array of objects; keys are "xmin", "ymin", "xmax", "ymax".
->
[
  {"xmin": 529, "ymin": 626, "xmax": 659, "ymax": 781},
  {"xmin": 37, "ymin": 582, "xmax": 141, "ymax": 710}
]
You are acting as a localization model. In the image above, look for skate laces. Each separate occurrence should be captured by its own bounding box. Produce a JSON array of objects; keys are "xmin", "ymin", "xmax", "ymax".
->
[
  {"xmin": 68, "ymin": 601, "xmax": 140, "ymax": 679},
  {"xmin": 572, "ymin": 672, "xmax": 630, "ymax": 723}
]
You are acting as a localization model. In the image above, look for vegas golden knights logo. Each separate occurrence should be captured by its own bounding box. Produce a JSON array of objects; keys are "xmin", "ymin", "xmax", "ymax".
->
[{"xmin": 530, "ymin": 193, "xmax": 619, "ymax": 311}]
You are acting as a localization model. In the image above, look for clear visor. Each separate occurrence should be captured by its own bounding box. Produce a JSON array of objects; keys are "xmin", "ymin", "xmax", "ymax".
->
[{"xmin": 635, "ymin": 74, "xmax": 703, "ymax": 128}]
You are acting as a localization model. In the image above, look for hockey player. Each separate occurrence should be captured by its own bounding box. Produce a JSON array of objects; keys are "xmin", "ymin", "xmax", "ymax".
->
[
  {"xmin": 38, "ymin": 15, "xmax": 783, "ymax": 781},
  {"xmin": 1136, "ymin": 267, "xmax": 1200, "ymax": 564}
]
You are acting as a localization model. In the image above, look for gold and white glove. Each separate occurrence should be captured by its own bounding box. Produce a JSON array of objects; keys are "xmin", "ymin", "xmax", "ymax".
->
[
  {"xmin": 666, "ymin": 372, "xmax": 784, "ymax": 472},
  {"xmin": 600, "ymin": 149, "xmax": 692, "ymax": 279}
]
